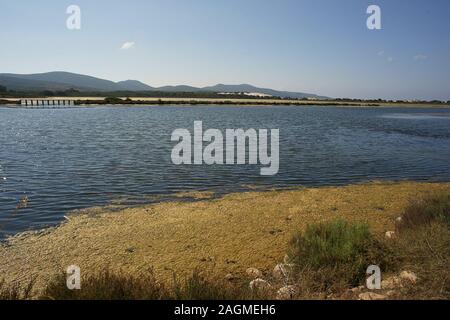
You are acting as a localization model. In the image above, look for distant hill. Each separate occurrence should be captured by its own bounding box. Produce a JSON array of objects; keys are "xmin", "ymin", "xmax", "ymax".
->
[
  {"xmin": 156, "ymin": 85, "xmax": 204, "ymax": 92},
  {"xmin": 202, "ymin": 84, "xmax": 324, "ymax": 99},
  {"xmin": 0, "ymin": 74, "xmax": 88, "ymax": 91},
  {"xmin": 117, "ymin": 80, "xmax": 154, "ymax": 91},
  {"xmin": 0, "ymin": 72, "xmax": 119, "ymax": 91},
  {"xmin": 0, "ymin": 71, "xmax": 327, "ymax": 99}
]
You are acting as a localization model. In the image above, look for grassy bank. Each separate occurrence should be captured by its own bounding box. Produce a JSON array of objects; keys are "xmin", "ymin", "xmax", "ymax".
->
[{"xmin": 0, "ymin": 182, "xmax": 449, "ymax": 299}]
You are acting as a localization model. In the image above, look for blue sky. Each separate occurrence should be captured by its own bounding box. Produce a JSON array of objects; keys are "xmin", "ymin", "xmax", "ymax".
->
[{"xmin": 1, "ymin": 0, "xmax": 449, "ymax": 100}]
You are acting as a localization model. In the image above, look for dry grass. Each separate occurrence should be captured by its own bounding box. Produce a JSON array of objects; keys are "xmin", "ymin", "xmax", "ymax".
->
[
  {"xmin": 397, "ymin": 192, "xmax": 450, "ymax": 230},
  {"xmin": 41, "ymin": 269, "xmax": 166, "ymax": 300},
  {"xmin": 0, "ymin": 279, "xmax": 34, "ymax": 300},
  {"xmin": 38, "ymin": 269, "xmax": 258, "ymax": 300},
  {"xmin": 1, "ymin": 185, "xmax": 449, "ymax": 300},
  {"xmin": 388, "ymin": 193, "xmax": 450, "ymax": 299},
  {"xmin": 0, "ymin": 181, "xmax": 449, "ymax": 298},
  {"xmin": 171, "ymin": 269, "xmax": 258, "ymax": 300},
  {"xmin": 389, "ymin": 223, "xmax": 449, "ymax": 300}
]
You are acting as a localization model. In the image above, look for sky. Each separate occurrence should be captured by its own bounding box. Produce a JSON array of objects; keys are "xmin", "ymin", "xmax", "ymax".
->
[{"xmin": 1, "ymin": 0, "xmax": 450, "ymax": 100}]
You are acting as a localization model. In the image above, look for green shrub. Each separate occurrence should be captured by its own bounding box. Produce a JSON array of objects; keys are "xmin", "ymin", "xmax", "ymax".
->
[
  {"xmin": 103, "ymin": 97, "xmax": 124, "ymax": 104},
  {"xmin": 288, "ymin": 220, "xmax": 370, "ymax": 268},
  {"xmin": 287, "ymin": 220, "xmax": 392, "ymax": 287}
]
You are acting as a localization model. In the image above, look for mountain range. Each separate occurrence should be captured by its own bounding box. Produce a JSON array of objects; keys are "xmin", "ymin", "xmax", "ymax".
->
[{"xmin": 0, "ymin": 71, "xmax": 327, "ymax": 99}]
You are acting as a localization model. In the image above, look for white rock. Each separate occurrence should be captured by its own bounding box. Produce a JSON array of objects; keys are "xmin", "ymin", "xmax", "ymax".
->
[
  {"xmin": 272, "ymin": 264, "xmax": 292, "ymax": 280},
  {"xmin": 276, "ymin": 285, "xmax": 297, "ymax": 300},
  {"xmin": 225, "ymin": 274, "xmax": 235, "ymax": 281},
  {"xmin": 400, "ymin": 271, "xmax": 418, "ymax": 284},
  {"xmin": 358, "ymin": 292, "xmax": 387, "ymax": 300},
  {"xmin": 395, "ymin": 216, "xmax": 403, "ymax": 223},
  {"xmin": 386, "ymin": 290, "xmax": 396, "ymax": 297},
  {"xmin": 249, "ymin": 278, "xmax": 272, "ymax": 292},
  {"xmin": 385, "ymin": 231, "xmax": 395, "ymax": 239},
  {"xmin": 246, "ymin": 267, "xmax": 263, "ymax": 279}
]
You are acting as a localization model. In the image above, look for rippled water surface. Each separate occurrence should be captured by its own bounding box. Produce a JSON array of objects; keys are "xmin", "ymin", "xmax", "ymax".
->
[{"xmin": 1, "ymin": 105, "xmax": 450, "ymax": 238}]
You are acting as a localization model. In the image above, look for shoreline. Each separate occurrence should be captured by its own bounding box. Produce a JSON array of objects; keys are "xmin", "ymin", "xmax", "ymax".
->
[
  {"xmin": 1, "ymin": 97, "xmax": 450, "ymax": 108},
  {"xmin": 1, "ymin": 181, "xmax": 449, "ymax": 292}
]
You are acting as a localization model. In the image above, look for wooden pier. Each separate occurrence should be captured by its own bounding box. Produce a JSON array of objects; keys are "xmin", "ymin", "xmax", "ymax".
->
[{"xmin": 20, "ymin": 99, "xmax": 76, "ymax": 108}]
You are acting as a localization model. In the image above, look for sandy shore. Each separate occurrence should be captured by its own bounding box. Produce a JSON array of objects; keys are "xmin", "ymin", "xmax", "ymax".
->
[{"xmin": 0, "ymin": 181, "xmax": 449, "ymax": 291}]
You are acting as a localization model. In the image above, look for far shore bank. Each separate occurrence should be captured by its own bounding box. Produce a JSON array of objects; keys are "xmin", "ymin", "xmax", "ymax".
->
[
  {"xmin": 1, "ymin": 181, "xmax": 449, "ymax": 294},
  {"xmin": 1, "ymin": 97, "xmax": 450, "ymax": 108}
]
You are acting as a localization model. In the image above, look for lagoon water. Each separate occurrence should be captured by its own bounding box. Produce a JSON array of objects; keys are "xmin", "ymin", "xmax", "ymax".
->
[{"xmin": 1, "ymin": 105, "xmax": 450, "ymax": 238}]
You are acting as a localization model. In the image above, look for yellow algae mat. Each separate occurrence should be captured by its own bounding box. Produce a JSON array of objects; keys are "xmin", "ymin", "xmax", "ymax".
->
[{"xmin": 1, "ymin": 181, "xmax": 449, "ymax": 290}]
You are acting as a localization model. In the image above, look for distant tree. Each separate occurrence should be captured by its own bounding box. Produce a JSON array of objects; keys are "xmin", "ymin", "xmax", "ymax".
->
[
  {"xmin": 64, "ymin": 88, "xmax": 80, "ymax": 95},
  {"xmin": 0, "ymin": 85, "xmax": 7, "ymax": 93},
  {"xmin": 104, "ymin": 97, "xmax": 123, "ymax": 104},
  {"xmin": 41, "ymin": 90, "xmax": 55, "ymax": 97},
  {"xmin": 55, "ymin": 91, "xmax": 67, "ymax": 97}
]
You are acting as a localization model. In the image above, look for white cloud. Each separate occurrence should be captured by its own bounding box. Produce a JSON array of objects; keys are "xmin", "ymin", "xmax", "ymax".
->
[
  {"xmin": 120, "ymin": 42, "xmax": 135, "ymax": 50},
  {"xmin": 377, "ymin": 51, "xmax": 393, "ymax": 63},
  {"xmin": 414, "ymin": 54, "xmax": 428, "ymax": 61}
]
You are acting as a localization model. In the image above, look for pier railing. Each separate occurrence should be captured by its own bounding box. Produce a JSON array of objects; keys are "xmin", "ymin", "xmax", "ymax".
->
[{"xmin": 20, "ymin": 99, "xmax": 76, "ymax": 108}]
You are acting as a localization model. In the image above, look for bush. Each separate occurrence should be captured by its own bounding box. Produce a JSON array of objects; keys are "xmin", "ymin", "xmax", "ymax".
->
[
  {"xmin": 398, "ymin": 193, "xmax": 450, "ymax": 230},
  {"xmin": 173, "ymin": 270, "xmax": 254, "ymax": 300},
  {"xmin": 41, "ymin": 270, "xmax": 167, "ymax": 300},
  {"xmin": 103, "ymin": 97, "xmax": 124, "ymax": 104},
  {"xmin": 0, "ymin": 279, "xmax": 34, "ymax": 300},
  {"xmin": 391, "ymin": 223, "xmax": 449, "ymax": 299},
  {"xmin": 391, "ymin": 192, "xmax": 450, "ymax": 299},
  {"xmin": 288, "ymin": 220, "xmax": 371, "ymax": 268},
  {"xmin": 287, "ymin": 220, "xmax": 392, "ymax": 288},
  {"xmin": 40, "ymin": 269, "xmax": 256, "ymax": 300}
]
